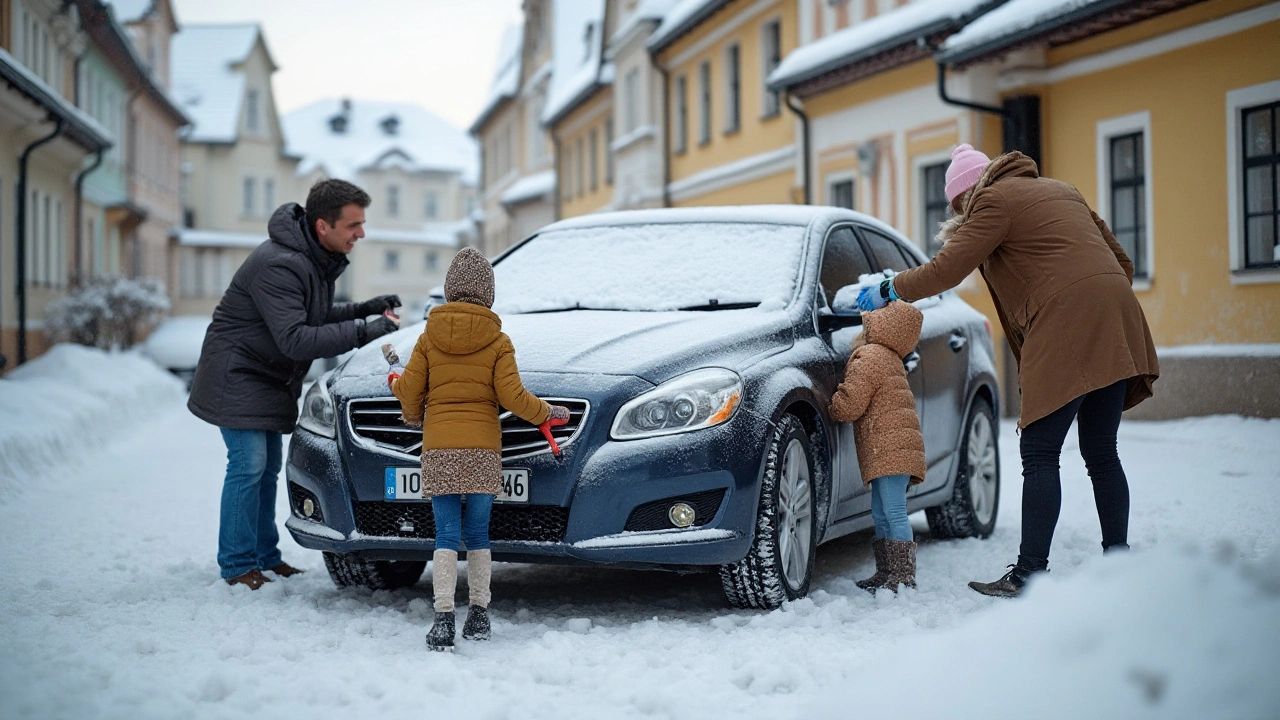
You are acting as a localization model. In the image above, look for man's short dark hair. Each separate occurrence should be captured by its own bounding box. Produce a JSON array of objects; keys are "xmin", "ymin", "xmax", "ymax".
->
[{"xmin": 305, "ymin": 179, "xmax": 371, "ymax": 230}]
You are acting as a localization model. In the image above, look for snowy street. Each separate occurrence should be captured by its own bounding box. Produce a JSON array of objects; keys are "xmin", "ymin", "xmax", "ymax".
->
[{"xmin": 2, "ymin": 348, "xmax": 1279, "ymax": 719}]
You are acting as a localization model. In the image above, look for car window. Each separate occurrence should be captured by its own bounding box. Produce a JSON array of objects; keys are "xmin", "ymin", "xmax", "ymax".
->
[
  {"xmin": 818, "ymin": 227, "xmax": 873, "ymax": 307},
  {"xmin": 859, "ymin": 228, "xmax": 912, "ymax": 273}
]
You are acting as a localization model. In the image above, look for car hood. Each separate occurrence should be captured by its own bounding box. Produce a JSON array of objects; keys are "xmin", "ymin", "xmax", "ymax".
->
[{"xmin": 335, "ymin": 308, "xmax": 795, "ymax": 393}]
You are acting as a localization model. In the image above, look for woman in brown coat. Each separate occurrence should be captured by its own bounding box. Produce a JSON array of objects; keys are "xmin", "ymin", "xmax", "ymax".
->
[
  {"xmin": 391, "ymin": 247, "xmax": 569, "ymax": 648},
  {"xmin": 857, "ymin": 144, "xmax": 1158, "ymax": 597},
  {"xmin": 829, "ymin": 300, "xmax": 927, "ymax": 593}
]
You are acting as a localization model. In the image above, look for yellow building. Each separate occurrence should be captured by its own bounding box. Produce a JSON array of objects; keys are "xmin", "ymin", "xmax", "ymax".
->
[{"xmin": 649, "ymin": 0, "xmax": 802, "ymax": 207}]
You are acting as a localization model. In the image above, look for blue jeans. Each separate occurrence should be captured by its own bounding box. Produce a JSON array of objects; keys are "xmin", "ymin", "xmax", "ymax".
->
[
  {"xmin": 431, "ymin": 494, "xmax": 494, "ymax": 552},
  {"xmin": 870, "ymin": 474, "xmax": 913, "ymax": 542},
  {"xmin": 218, "ymin": 428, "xmax": 284, "ymax": 578}
]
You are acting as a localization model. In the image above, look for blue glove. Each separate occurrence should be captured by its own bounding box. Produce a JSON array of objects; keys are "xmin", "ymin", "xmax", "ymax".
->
[{"xmin": 857, "ymin": 278, "xmax": 898, "ymax": 312}]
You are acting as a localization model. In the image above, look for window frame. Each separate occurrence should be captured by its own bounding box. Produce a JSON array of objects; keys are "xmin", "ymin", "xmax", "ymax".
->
[
  {"xmin": 761, "ymin": 18, "xmax": 782, "ymax": 120},
  {"xmin": 911, "ymin": 150, "xmax": 953, "ymax": 257},
  {"xmin": 1227, "ymin": 80, "xmax": 1280, "ymax": 284},
  {"xmin": 825, "ymin": 172, "xmax": 856, "ymax": 210},
  {"xmin": 723, "ymin": 42, "xmax": 741, "ymax": 135},
  {"xmin": 241, "ymin": 176, "xmax": 256, "ymax": 218},
  {"xmin": 1096, "ymin": 111, "xmax": 1155, "ymax": 290},
  {"xmin": 697, "ymin": 60, "xmax": 712, "ymax": 147},
  {"xmin": 605, "ymin": 116, "xmax": 615, "ymax": 185},
  {"xmin": 1240, "ymin": 101, "xmax": 1280, "ymax": 271},
  {"xmin": 589, "ymin": 127, "xmax": 599, "ymax": 192},
  {"xmin": 673, "ymin": 74, "xmax": 688, "ymax": 155},
  {"xmin": 384, "ymin": 249, "xmax": 400, "ymax": 272},
  {"xmin": 387, "ymin": 184, "xmax": 400, "ymax": 218}
]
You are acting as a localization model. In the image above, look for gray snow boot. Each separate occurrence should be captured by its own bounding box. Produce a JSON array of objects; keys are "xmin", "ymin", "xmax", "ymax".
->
[
  {"xmin": 878, "ymin": 540, "xmax": 917, "ymax": 593},
  {"xmin": 855, "ymin": 539, "xmax": 889, "ymax": 592},
  {"xmin": 462, "ymin": 605, "xmax": 491, "ymax": 641},
  {"xmin": 969, "ymin": 563, "xmax": 1044, "ymax": 598},
  {"xmin": 426, "ymin": 611, "xmax": 455, "ymax": 651}
]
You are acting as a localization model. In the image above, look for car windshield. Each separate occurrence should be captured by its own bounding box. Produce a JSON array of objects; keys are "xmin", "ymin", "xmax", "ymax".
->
[{"xmin": 492, "ymin": 222, "xmax": 807, "ymax": 314}]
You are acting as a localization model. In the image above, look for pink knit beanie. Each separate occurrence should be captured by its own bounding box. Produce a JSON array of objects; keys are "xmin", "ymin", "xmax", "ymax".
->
[{"xmin": 944, "ymin": 143, "xmax": 991, "ymax": 203}]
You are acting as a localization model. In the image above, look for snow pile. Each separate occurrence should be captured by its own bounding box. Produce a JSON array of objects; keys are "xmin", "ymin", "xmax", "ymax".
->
[
  {"xmin": 0, "ymin": 344, "xmax": 184, "ymax": 499},
  {"xmin": 812, "ymin": 546, "xmax": 1280, "ymax": 719},
  {"xmin": 493, "ymin": 223, "xmax": 806, "ymax": 313},
  {"xmin": 942, "ymin": 0, "xmax": 1109, "ymax": 61},
  {"xmin": 768, "ymin": 0, "xmax": 992, "ymax": 88}
]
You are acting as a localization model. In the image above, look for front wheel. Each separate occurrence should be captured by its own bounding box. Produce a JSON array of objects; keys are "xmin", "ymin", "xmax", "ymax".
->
[
  {"xmin": 323, "ymin": 553, "xmax": 426, "ymax": 590},
  {"xmin": 926, "ymin": 396, "xmax": 1000, "ymax": 539},
  {"xmin": 719, "ymin": 414, "xmax": 817, "ymax": 609}
]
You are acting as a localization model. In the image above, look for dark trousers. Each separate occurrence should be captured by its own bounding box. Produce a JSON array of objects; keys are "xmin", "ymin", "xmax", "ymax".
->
[{"xmin": 1018, "ymin": 379, "xmax": 1131, "ymax": 572}]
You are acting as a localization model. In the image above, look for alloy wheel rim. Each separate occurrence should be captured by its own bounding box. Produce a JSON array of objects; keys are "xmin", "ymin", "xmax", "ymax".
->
[
  {"xmin": 777, "ymin": 438, "xmax": 813, "ymax": 590},
  {"xmin": 967, "ymin": 412, "xmax": 998, "ymax": 526}
]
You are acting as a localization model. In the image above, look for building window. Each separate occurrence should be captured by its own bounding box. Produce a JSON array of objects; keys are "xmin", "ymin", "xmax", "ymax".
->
[
  {"xmin": 242, "ymin": 177, "xmax": 256, "ymax": 217},
  {"xmin": 246, "ymin": 89, "xmax": 260, "ymax": 133},
  {"xmin": 1108, "ymin": 132, "xmax": 1148, "ymax": 277},
  {"xmin": 762, "ymin": 20, "xmax": 782, "ymax": 118},
  {"xmin": 1242, "ymin": 101, "xmax": 1280, "ymax": 269},
  {"xmin": 589, "ymin": 128, "xmax": 599, "ymax": 192},
  {"xmin": 425, "ymin": 191, "xmax": 439, "ymax": 219},
  {"xmin": 724, "ymin": 44, "xmax": 741, "ymax": 134},
  {"xmin": 425, "ymin": 251, "xmax": 438, "ymax": 271},
  {"xmin": 698, "ymin": 60, "xmax": 711, "ymax": 146},
  {"xmin": 829, "ymin": 178, "xmax": 855, "ymax": 210},
  {"xmin": 605, "ymin": 116, "xmax": 615, "ymax": 185},
  {"xmin": 624, "ymin": 68, "xmax": 641, "ymax": 134},
  {"xmin": 562, "ymin": 145, "xmax": 573, "ymax": 202},
  {"xmin": 385, "ymin": 250, "xmax": 400, "ymax": 271},
  {"xmin": 921, "ymin": 163, "xmax": 948, "ymax": 257},
  {"xmin": 263, "ymin": 178, "xmax": 275, "ymax": 216},
  {"xmin": 576, "ymin": 136, "xmax": 585, "ymax": 197},
  {"xmin": 674, "ymin": 75, "xmax": 688, "ymax": 155},
  {"xmin": 388, "ymin": 185, "xmax": 400, "ymax": 217}
]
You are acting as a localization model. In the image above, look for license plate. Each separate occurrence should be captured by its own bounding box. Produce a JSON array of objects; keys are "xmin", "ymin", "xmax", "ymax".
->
[{"xmin": 384, "ymin": 467, "xmax": 530, "ymax": 503}]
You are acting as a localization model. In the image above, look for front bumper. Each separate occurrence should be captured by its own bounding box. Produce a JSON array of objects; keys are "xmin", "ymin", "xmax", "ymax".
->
[{"xmin": 284, "ymin": 388, "xmax": 774, "ymax": 569}]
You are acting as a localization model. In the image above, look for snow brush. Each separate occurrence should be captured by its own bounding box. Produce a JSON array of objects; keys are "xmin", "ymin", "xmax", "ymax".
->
[{"xmin": 382, "ymin": 343, "xmax": 403, "ymax": 389}]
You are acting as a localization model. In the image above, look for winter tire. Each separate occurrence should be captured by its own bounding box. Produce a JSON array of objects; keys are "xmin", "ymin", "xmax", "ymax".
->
[
  {"xmin": 926, "ymin": 396, "xmax": 999, "ymax": 539},
  {"xmin": 322, "ymin": 552, "xmax": 426, "ymax": 590},
  {"xmin": 719, "ymin": 414, "xmax": 817, "ymax": 609}
]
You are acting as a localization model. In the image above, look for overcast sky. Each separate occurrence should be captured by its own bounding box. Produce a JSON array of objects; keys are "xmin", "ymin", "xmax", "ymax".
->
[{"xmin": 171, "ymin": 0, "xmax": 524, "ymax": 131}]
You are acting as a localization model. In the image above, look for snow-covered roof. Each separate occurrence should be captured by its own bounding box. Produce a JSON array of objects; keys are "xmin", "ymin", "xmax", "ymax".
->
[
  {"xmin": 769, "ymin": 0, "xmax": 996, "ymax": 90},
  {"xmin": 610, "ymin": 0, "xmax": 681, "ymax": 47},
  {"xmin": 104, "ymin": 0, "xmax": 154, "ymax": 23},
  {"xmin": 175, "ymin": 228, "xmax": 264, "ymax": 248},
  {"xmin": 939, "ymin": 0, "xmax": 1123, "ymax": 65},
  {"xmin": 283, "ymin": 98, "xmax": 478, "ymax": 184},
  {"xmin": 470, "ymin": 22, "xmax": 524, "ymax": 134},
  {"xmin": 648, "ymin": 0, "xmax": 732, "ymax": 52},
  {"xmin": 0, "ymin": 48, "xmax": 113, "ymax": 151},
  {"xmin": 171, "ymin": 24, "xmax": 260, "ymax": 143},
  {"xmin": 542, "ymin": 0, "xmax": 608, "ymax": 126},
  {"xmin": 500, "ymin": 170, "xmax": 556, "ymax": 206},
  {"xmin": 363, "ymin": 224, "xmax": 465, "ymax": 248}
]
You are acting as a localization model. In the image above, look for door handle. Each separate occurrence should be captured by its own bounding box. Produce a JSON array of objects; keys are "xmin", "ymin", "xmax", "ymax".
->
[{"xmin": 949, "ymin": 333, "xmax": 968, "ymax": 352}]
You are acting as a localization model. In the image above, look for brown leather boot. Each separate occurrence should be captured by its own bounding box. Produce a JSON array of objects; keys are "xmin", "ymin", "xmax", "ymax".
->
[
  {"xmin": 877, "ymin": 540, "xmax": 917, "ymax": 593},
  {"xmin": 855, "ymin": 539, "xmax": 889, "ymax": 593},
  {"xmin": 268, "ymin": 563, "xmax": 305, "ymax": 578},
  {"xmin": 226, "ymin": 569, "xmax": 272, "ymax": 590}
]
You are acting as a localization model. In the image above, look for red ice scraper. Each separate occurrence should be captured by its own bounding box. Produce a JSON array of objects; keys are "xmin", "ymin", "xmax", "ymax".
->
[{"xmin": 538, "ymin": 413, "xmax": 570, "ymax": 460}]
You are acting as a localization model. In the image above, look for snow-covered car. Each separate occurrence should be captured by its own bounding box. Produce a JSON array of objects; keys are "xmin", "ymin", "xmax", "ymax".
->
[
  {"xmin": 141, "ymin": 316, "xmax": 212, "ymax": 389},
  {"xmin": 285, "ymin": 206, "xmax": 1001, "ymax": 608}
]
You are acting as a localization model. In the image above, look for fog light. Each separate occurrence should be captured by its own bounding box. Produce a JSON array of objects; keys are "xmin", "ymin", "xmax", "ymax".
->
[
  {"xmin": 302, "ymin": 498, "xmax": 315, "ymax": 518},
  {"xmin": 668, "ymin": 502, "xmax": 696, "ymax": 528}
]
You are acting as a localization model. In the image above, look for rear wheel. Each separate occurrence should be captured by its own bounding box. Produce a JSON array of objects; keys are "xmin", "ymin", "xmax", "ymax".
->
[
  {"xmin": 720, "ymin": 414, "xmax": 817, "ymax": 609},
  {"xmin": 323, "ymin": 553, "xmax": 426, "ymax": 590},
  {"xmin": 926, "ymin": 396, "xmax": 999, "ymax": 539}
]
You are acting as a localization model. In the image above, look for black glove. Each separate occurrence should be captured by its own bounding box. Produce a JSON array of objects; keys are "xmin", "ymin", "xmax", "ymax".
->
[
  {"xmin": 355, "ymin": 315, "xmax": 398, "ymax": 345},
  {"xmin": 355, "ymin": 294, "xmax": 401, "ymax": 318}
]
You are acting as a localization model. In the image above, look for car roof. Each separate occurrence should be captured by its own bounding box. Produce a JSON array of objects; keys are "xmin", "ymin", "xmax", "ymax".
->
[{"xmin": 537, "ymin": 205, "xmax": 904, "ymax": 238}]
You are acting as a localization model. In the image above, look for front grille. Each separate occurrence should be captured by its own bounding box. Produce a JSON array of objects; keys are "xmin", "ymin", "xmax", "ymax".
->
[
  {"xmin": 353, "ymin": 502, "xmax": 569, "ymax": 543},
  {"xmin": 348, "ymin": 397, "xmax": 590, "ymax": 462},
  {"xmin": 624, "ymin": 489, "xmax": 726, "ymax": 532},
  {"xmin": 288, "ymin": 482, "xmax": 324, "ymax": 522}
]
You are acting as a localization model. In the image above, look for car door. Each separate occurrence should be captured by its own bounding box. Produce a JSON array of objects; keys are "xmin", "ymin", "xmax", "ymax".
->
[
  {"xmin": 815, "ymin": 225, "xmax": 876, "ymax": 521},
  {"xmin": 857, "ymin": 226, "xmax": 964, "ymax": 495}
]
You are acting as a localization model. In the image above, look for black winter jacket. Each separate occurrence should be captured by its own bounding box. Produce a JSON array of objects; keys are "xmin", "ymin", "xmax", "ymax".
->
[{"xmin": 188, "ymin": 203, "xmax": 360, "ymax": 433}]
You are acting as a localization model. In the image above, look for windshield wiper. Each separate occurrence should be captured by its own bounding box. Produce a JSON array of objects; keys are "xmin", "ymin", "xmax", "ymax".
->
[
  {"xmin": 519, "ymin": 304, "xmax": 622, "ymax": 314},
  {"xmin": 677, "ymin": 300, "xmax": 761, "ymax": 311}
]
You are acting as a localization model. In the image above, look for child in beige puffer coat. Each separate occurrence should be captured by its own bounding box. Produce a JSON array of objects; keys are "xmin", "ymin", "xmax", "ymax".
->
[{"xmin": 829, "ymin": 300, "xmax": 927, "ymax": 593}]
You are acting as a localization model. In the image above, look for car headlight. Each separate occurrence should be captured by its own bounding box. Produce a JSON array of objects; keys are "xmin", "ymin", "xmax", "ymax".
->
[
  {"xmin": 297, "ymin": 377, "xmax": 336, "ymax": 438},
  {"xmin": 611, "ymin": 368, "xmax": 743, "ymax": 440}
]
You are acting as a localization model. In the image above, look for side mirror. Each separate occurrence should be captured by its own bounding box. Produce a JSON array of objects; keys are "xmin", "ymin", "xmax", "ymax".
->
[{"xmin": 817, "ymin": 307, "xmax": 862, "ymax": 334}]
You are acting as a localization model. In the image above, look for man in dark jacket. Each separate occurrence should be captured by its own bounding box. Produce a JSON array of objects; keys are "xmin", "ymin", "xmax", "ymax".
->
[{"xmin": 189, "ymin": 179, "xmax": 400, "ymax": 589}]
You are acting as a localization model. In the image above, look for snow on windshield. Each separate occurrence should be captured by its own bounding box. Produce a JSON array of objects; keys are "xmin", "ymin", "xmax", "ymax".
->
[{"xmin": 492, "ymin": 223, "xmax": 806, "ymax": 314}]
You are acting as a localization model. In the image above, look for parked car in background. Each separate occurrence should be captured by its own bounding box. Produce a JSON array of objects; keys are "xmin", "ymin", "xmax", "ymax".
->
[
  {"xmin": 141, "ymin": 316, "xmax": 212, "ymax": 389},
  {"xmin": 285, "ymin": 206, "xmax": 1002, "ymax": 609}
]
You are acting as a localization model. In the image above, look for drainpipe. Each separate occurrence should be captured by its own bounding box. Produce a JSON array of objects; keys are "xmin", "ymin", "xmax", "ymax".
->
[
  {"xmin": 785, "ymin": 92, "xmax": 811, "ymax": 205},
  {"xmin": 935, "ymin": 61, "xmax": 1006, "ymax": 117},
  {"xmin": 125, "ymin": 87, "xmax": 142, "ymax": 278},
  {"xmin": 935, "ymin": 60, "xmax": 1042, "ymax": 168},
  {"xmin": 16, "ymin": 119, "xmax": 66, "ymax": 365},
  {"xmin": 655, "ymin": 61, "xmax": 671, "ymax": 208},
  {"xmin": 73, "ymin": 149, "xmax": 105, "ymax": 286}
]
